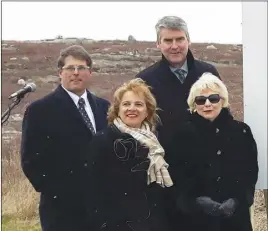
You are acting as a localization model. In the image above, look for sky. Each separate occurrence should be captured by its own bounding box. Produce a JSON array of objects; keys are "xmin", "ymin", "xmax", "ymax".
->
[{"xmin": 2, "ymin": 2, "xmax": 243, "ymax": 44}]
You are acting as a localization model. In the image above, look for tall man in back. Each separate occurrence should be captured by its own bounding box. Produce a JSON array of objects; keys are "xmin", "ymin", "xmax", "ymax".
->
[
  {"xmin": 136, "ymin": 16, "xmax": 221, "ymax": 230},
  {"xmin": 137, "ymin": 16, "xmax": 221, "ymax": 149},
  {"xmin": 21, "ymin": 45, "xmax": 110, "ymax": 231}
]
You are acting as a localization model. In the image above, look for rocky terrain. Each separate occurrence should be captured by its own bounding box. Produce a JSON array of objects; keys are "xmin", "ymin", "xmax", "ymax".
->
[
  {"xmin": 1, "ymin": 38, "xmax": 267, "ymax": 231},
  {"xmin": 2, "ymin": 39, "xmax": 243, "ymax": 139}
]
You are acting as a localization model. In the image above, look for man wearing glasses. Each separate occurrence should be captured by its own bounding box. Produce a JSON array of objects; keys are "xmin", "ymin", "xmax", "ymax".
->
[{"xmin": 21, "ymin": 45, "xmax": 110, "ymax": 231}]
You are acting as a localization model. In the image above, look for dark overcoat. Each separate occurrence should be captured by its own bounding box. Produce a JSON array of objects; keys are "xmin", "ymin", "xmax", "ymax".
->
[
  {"xmin": 167, "ymin": 108, "xmax": 259, "ymax": 231},
  {"xmin": 84, "ymin": 124, "xmax": 171, "ymax": 231},
  {"xmin": 20, "ymin": 85, "xmax": 110, "ymax": 231},
  {"xmin": 136, "ymin": 50, "xmax": 221, "ymax": 229},
  {"xmin": 136, "ymin": 50, "xmax": 221, "ymax": 149}
]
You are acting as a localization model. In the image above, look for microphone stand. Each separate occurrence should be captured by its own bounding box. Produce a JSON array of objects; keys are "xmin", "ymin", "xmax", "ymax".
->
[{"xmin": 1, "ymin": 96, "xmax": 23, "ymax": 126}]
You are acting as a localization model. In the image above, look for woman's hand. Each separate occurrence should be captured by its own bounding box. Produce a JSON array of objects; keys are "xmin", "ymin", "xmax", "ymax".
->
[{"xmin": 219, "ymin": 198, "xmax": 238, "ymax": 217}]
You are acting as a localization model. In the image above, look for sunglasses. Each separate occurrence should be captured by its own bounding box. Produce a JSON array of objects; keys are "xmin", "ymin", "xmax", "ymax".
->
[{"xmin": 194, "ymin": 94, "xmax": 221, "ymax": 105}]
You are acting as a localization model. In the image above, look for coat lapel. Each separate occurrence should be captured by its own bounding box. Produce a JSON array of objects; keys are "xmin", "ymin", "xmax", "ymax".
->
[{"xmin": 54, "ymin": 85, "xmax": 93, "ymax": 133}]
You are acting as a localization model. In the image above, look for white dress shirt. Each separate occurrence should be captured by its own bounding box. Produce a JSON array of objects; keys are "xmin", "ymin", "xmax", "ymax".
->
[{"xmin": 62, "ymin": 86, "xmax": 96, "ymax": 132}]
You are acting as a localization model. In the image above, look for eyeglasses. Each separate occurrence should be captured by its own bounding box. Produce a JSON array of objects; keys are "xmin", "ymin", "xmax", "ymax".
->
[
  {"xmin": 194, "ymin": 94, "xmax": 221, "ymax": 105},
  {"xmin": 62, "ymin": 65, "xmax": 90, "ymax": 73}
]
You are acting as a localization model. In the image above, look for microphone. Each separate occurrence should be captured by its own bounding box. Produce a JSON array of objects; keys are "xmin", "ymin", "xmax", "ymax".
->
[{"xmin": 8, "ymin": 83, "xmax": 37, "ymax": 99}]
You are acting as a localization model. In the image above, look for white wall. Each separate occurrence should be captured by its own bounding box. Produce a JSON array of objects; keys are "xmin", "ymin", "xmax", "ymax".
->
[{"xmin": 242, "ymin": 2, "xmax": 267, "ymax": 189}]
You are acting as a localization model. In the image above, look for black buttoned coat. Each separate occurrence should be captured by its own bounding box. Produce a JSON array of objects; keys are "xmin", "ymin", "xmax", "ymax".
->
[
  {"xmin": 167, "ymin": 108, "xmax": 259, "ymax": 231},
  {"xmin": 84, "ymin": 124, "xmax": 171, "ymax": 231},
  {"xmin": 20, "ymin": 85, "xmax": 109, "ymax": 231}
]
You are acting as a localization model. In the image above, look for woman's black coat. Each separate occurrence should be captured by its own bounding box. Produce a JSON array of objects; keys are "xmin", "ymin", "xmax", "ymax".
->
[
  {"xmin": 83, "ymin": 124, "xmax": 170, "ymax": 231},
  {"xmin": 167, "ymin": 108, "xmax": 259, "ymax": 231}
]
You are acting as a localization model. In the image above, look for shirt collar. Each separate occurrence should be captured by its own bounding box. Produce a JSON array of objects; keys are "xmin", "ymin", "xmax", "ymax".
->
[
  {"xmin": 61, "ymin": 85, "xmax": 87, "ymax": 106},
  {"xmin": 169, "ymin": 59, "xmax": 188, "ymax": 73}
]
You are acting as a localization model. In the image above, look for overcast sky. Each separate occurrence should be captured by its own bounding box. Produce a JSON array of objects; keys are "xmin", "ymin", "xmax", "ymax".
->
[{"xmin": 2, "ymin": 2, "xmax": 243, "ymax": 44}]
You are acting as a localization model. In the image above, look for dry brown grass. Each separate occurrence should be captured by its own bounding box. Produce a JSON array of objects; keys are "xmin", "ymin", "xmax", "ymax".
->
[{"xmin": 2, "ymin": 137, "xmax": 39, "ymax": 221}]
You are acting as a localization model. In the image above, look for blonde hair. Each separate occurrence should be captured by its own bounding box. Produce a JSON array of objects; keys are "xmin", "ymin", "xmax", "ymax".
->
[
  {"xmin": 187, "ymin": 72, "xmax": 229, "ymax": 113},
  {"xmin": 107, "ymin": 78, "xmax": 160, "ymax": 130}
]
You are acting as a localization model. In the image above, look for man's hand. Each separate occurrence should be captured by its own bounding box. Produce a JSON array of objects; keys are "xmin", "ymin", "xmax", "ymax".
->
[
  {"xmin": 196, "ymin": 196, "xmax": 222, "ymax": 216},
  {"xmin": 219, "ymin": 198, "xmax": 238, "ymax": 217}
]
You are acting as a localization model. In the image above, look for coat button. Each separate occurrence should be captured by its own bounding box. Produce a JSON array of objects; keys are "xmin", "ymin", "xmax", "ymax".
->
[
  {"xmin": 216, "ymin": 128, "xmax": 220, "ymax": 133},
  {"xmin": 217, "ymin": 176, "xmax": 221, "ymax": 181},
  {"xmin": 217, "ymin": 150, "xmax": 222, "ymax": 155},
  {"xmin": 53, "ymin": 195, "xmax": 57, "ymax": 199}
]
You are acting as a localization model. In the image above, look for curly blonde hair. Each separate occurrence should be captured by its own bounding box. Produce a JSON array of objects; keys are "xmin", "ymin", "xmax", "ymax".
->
[{"xmin": 107, "ymin": 78, "xmax": 160, "ymax": 130}]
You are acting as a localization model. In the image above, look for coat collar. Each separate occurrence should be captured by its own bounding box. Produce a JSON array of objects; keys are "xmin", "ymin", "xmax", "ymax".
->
[
  {"xmin": 106, "ymin": 124, "xmax": 134, "ymax": 141},
  {"xmin": 53, "ymin": 85, "xmax": 100, "ymax": 132},
  {"xmin": 190, "ymin": 108, "xmax": 233, "ymax": 130},
  {"xmin": 161, "ymin": 49, "xmax": 195, "ymax": 70},
  {"xmin": 106, "ymin": 124, "xmax": 150, "ymax": 157},
  {"xmin": 157, "ymin": 49, "xmax": 197, "ymax": 86}
]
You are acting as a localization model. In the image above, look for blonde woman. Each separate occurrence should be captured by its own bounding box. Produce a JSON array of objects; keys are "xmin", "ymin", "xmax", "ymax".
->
[
  {"xmin": 168, "ymin": 72, "xmax": 259, "ymax": 231},
  {"xmin": 83, "ymin": 78, "xmax": 173, "ymax": 231}
]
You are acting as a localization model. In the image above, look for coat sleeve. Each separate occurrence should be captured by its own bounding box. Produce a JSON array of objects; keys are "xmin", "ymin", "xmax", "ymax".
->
[
  {"xmin": 232, "ymin": 123, "xmax": 259, "ymax": 207},
  {"xmin": 20, "ymin": 103, "xmax": 49, "ymax": 192},
  {"xmin": 20, "ymin": 103, "xmax": 80, "ymax": 195}
]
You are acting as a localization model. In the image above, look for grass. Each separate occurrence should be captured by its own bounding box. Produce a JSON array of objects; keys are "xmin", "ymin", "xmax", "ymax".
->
[
  {"xmin": 2, "ymin": 137, "xmax": 41, "ymax": 231},
  {"xmin": 1, "ymin": 216, "xmax": 41, "ymax": 231}
]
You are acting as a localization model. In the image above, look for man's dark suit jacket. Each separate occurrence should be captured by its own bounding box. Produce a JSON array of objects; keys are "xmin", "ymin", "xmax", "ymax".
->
[{"xmin": 20, "ymin": 85, "xmax": 110, "ymax": 231}]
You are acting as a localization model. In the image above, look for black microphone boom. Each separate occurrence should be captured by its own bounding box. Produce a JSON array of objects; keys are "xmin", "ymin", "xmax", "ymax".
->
[{"xmin": 8, "ymin": 83, "xmax": 37, "ymax": 99}]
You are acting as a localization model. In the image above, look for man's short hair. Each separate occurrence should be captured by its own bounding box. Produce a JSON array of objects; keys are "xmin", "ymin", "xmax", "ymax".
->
[
  {"xmin": 57, "ymin": 45, "xmax": 92, "ymax": 69},
  {"xmin": 155, "ymin": 16, "xmax": 190, "ymax": 42}
]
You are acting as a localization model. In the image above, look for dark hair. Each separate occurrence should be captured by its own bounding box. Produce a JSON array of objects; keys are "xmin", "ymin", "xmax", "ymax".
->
[{"xmin": 57, "ymin": 45, "xmax": 92, "ymax": 69}]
